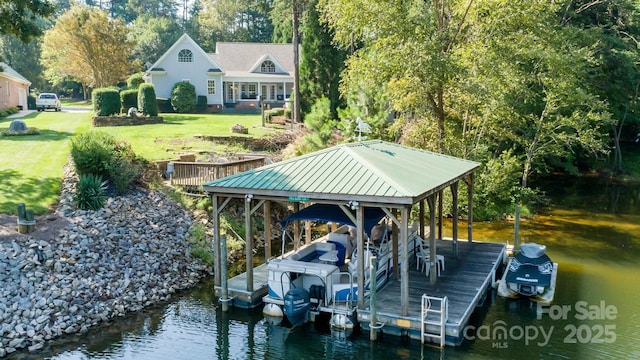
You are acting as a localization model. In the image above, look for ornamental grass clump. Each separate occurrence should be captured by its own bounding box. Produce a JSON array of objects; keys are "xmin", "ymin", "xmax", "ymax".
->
[{"xmin": 74, "ymin": 174, "xmax": 108, "ymax": 210}]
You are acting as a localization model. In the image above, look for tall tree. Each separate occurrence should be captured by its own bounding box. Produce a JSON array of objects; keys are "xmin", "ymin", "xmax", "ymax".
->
[
  {"xmin": 0, "ymin": 35, "xmax": 46, "ymax": 90},
  {"xmin": 299, "ymin": 2, "xmax": 345, "ymax": 118},
  {"xmin": 129, "ymin": 15, "xmax": 183, "ymax": 68},
  {"xmin": 561, "ymin": 0, "xmax": 640, "ymax": 173},
  {"xmin": 198, "ymin": 0, "xmax": 274, "ymax": 45},
  {"xmin": 0, "ymin": 0, "xmax": 55, "ymax": 41},
  {"xmin": 319, "ymin": 0, "xmax": 472, "ymax": 152},
  {"xmin": 41, "ymin": 5, "xmax": 136, "ymax": 93}
]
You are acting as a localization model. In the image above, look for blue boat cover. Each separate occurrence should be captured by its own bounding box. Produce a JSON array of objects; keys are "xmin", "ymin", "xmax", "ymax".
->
[{"xmin": 279, "ymin": 203, "xmax": 386, "ymax": 236}]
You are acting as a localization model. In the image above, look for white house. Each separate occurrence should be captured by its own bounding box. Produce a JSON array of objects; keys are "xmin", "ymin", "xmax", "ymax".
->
[
  {"xmin": 0, "ymin": 62, "xmax": 31, "ymax": 111},
  {"xmin": 144, "ymin": 34, "xmax": 295, "ymax": 111}
]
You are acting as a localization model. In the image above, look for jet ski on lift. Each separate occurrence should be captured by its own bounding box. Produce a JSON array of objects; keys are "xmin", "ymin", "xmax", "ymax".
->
[{"xmin": 497, "ymin": 243, "xmax": 558, "ymax": 303}]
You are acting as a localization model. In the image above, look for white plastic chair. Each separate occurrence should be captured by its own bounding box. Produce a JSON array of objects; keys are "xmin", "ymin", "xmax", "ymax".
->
[{"xmin": 416, "ymin": 237, "xmax": 445, "ymax": 276}]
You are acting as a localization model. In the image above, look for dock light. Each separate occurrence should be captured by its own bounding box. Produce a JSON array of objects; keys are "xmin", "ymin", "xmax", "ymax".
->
[
  {"xmin": 245, "ymin": 194, "xmax": 253, "ymax": 202},
  {"xmin": 348, "ymin": 201, "xmax": 359, "ymax": 210}
]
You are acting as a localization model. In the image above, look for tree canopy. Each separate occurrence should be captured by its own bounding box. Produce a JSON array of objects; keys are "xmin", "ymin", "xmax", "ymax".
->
[
  {"xmin": 0, "ymin": 0, "xmax": 55, "ymax": 41},
  {"xmin": 40, "ymin": 4, "xmax": 136, "ymax": 90}
]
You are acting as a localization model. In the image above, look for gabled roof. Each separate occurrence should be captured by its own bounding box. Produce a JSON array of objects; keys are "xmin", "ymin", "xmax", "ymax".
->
[
  {"xmin": 146, "ymin": 33, "xmax": 222, "ymax": 73},
  {"xmin": 203, "ymin": 140, "xmax": 480, "ymax": 205},
  {"xmin": 210, "ymin": 42, "xmax": 294, "ymax": 75},
  {"xmin": 0, "ymin": 62, "xmax": 31, "ymax": 86}
]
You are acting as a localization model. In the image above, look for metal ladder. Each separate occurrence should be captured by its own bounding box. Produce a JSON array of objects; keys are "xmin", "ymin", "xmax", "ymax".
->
[{"xmin": 421, "ymin": 294, "xmax": 448, "ymax": 347}]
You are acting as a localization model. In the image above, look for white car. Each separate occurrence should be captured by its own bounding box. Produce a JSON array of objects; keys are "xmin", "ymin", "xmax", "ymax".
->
[{"xmin": 36, "ymin": 93, "xmax": 61, "ymax": 112}]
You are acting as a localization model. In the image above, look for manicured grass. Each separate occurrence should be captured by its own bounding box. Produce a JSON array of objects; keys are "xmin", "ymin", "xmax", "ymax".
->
[
  {"xmin": 0, "ymin": 111, "xmax": 92, "ymax": 214},
  {"xmin": 105, "ymin": 113, "xmax": 280, "ymax": 161},
  {"xmin": 0, "ymin": 110, "xmax": 280, "ymax": 214}
]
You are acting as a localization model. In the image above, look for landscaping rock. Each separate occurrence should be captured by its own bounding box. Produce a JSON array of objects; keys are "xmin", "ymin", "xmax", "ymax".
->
[{"xmin": 0, "ymin": 164, "xmax": 210, "ymax": 357}]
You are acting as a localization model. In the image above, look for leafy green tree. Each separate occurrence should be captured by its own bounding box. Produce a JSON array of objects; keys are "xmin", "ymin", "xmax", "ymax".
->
[
  {"xmin": 299, "ymin": 2, "xmax": 345, "ymax": 119},
  {"xmin": 125, "ymin": 0, "xmax": 178, "ymax": 22},
  {"xmin": 0, "ymin": 0, "xmax": 55, "ymax": 41},
  {"xmin": 129, "ymin": 15, "xmax": 183, "ymax": 68},
  {"xmin": 198, "ymin": 0, "xmax": 274, "ymax": 44},
  {"xmin": 560, "ymin": 0, "xmax": 640, "ymax": 173},
  {"xmin": 41, "ymin": 5, "xmax": 136, "ymax": 92},
  {"xmin": 0, "ymin": 35, "xmax": 47, "ymax": 90}
]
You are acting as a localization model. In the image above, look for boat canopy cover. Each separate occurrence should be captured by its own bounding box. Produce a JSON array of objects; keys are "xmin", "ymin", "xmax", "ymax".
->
[{"xmin": 279, "ymin": 203, "xmax": 386, "ymax": 236}]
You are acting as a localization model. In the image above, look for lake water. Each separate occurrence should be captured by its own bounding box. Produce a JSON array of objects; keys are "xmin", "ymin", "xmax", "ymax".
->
[{"xmin": 7, "ymin": 176, "xmax": 640, "ymax": 359}]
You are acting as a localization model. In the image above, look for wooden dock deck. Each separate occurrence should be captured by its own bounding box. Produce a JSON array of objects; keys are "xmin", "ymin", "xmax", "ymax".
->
[
  {"xmin": 358, "ymin": 239, "xmax": 506, "ymax": 346},
  {"xmin": 214, "ymin": 262, "xmax": 270, "ymax": 308},
  {"xmin": 215, "ymin": 239, "xmax": 506, "ymax": 346}
]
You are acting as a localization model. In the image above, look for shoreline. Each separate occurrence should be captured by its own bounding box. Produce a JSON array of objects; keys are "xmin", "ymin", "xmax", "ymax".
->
[{"xmin": 0, "ymin": 166, "xmax": 210, "ymax": 356}]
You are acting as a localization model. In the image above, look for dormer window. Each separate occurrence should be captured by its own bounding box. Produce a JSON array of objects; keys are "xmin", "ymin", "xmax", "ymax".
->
[
  {"xmin": 178, "ymin": 49, "xmax": 193, "ymax": 62},
  {"xmin": 261, "ymin": 60, "xmax": 276, "ymax": 73}
]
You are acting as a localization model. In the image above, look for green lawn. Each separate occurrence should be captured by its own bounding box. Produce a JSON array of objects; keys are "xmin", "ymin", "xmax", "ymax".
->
[
  {"xmin": 0, "ymin": 111, "xmax": 92, "ymax": 214},
  {"xmin": 0, "ymin": 110, "xmax": 278, "ymax": 215}
]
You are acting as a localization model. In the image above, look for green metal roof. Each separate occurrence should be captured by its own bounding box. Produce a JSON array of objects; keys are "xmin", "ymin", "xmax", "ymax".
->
[{"xmin": 202, "ymin": 140, "xmax": 480, "ymax": 205}]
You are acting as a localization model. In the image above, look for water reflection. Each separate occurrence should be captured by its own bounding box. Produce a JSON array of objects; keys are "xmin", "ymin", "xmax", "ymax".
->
[{"xmin": 7, "ymin": 177, "xmax": 640, "ymax": 359}]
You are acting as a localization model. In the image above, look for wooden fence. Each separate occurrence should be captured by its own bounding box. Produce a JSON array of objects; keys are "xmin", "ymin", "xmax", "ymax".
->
[{"xmin": 169, "ymin": 155, "xmax": 265, "ymax": 189}]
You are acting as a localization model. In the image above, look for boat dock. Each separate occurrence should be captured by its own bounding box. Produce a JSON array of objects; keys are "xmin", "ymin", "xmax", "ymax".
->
[
  {"xmin": 215, "ymin": 238, "xmax": 506, "ymax": 346},
  {"xmin": 214, "ymin": 262, "xmax": 269, "ymax": 309},
  {"xmin": 358, "ymin": 239, "xmax": 506, "ymax": 346}
]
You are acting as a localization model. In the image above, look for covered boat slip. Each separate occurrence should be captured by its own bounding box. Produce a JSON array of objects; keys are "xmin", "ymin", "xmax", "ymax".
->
[
  {"xmin": 203, "ymin": 140, "xmax": 501, "ymax": 346},
  {"xmin": 358, "ymin": 239, "xmax": 506, "ymax": 346}
]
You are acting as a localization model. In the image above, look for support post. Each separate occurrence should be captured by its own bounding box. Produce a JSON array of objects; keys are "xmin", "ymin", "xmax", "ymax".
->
[
  {"xmin": 369, "ymin": 255, "xmax": 378, "ymax": 341},
  {"xmin": 392, "ymin": 208, "xmax": 399, "ymax": 280},
  {"xmin": 356, "ymin": 205, "xmax": 365, "ymax": 310},
  {"xmin": 450, "ymin": 182, "xmax": 459, "ymax": 259},
  {"xmin": 245, "ymin": 196, "xmax": 253, "ymax": 292},
  {"xmin": 221, "ymin": 235, "xmax": 229, "ymax": 311},
  {"xmin": 437, "ymin": 190, "xmax": 443, "ymax": 240},
  {"xmin": 212, "ymin": 195, "xmax": 221, "ymax": 287},
  {"xmin": 400, "ymin": 206, "xmax": 409, "ymax": 316},
  {"xmin": 514, "ymin": 203, "xmax": 521, "ymax": 251},
  {"xmin": 467, "ymin": 174, "xmax": 474, "ymax": 242},
  {"xmin": 293, "ymin": 203, "xmax": 300, "ymax": 251},
  {"xmin": 428, "ymin": 196, "xmax": 437, "ymax": 286},
  {"xmin": 264, "ymin": 201, "xmax": 272, "ymax": 259}
]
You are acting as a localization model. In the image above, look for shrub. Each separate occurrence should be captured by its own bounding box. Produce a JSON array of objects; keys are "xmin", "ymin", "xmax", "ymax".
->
[
  {"xmin": 138, "ymin": 83, "xmax": 159, "ymax": 116},
  {"xmin": 127, "ymin": 73, "xmax": 145, "ymax": 89},
  {"xmin": 120, "ymin": 89, "xmax": 138, "ymax": 113},
  {"xmin": 74, "ymin": 174, "xmax": 108, "ymax": 210},
  {"xmin": 171, "ymin": 81, "xmax": 196, "ymax": 113},
  {"xmin": 188, "ymin": 223, "xmax": 214, "ymax": 266},
  {"xmin": 27, "ymin": 95, "xmax": 36, "ymax": 110},
  {"xmin": 70, "ymin": 131, "xmax": 118, "ymax": 178},
  {"xmin": 1, "ymin": 127, "xmax": 40, "ymax": 136},
  {"xmin": 196, "ymin": 95, "xmax": 207, "ymax": 113},
  {"xmin": 105, "ymin": 156, "xmax": 142, "ymax": 195},
  {"xmin": 93, "ymin": 88, "xmax": 121, "ymax": 116},
  {"xmin": 156, "ymin": 98, "xmax": 173, "ymax": 113}
]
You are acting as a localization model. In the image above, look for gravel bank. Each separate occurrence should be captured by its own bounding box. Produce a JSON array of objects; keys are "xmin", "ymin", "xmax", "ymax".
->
[{"xmin": 0, "ymin": 167, "xmax": 210, "ymax": 356}]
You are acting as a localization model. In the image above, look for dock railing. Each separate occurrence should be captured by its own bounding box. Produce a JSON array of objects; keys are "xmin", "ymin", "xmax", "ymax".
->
[{"xmin": 169, "ymin": 155, "xmax": 265, "ymax": 189}]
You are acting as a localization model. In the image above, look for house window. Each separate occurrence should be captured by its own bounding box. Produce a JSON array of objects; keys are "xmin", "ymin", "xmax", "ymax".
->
[
  {"xmin": 207, "ymin": 80, "xmax": 216, "ymax": 95},
  {"xmin": 261, "ymin": 60, "xmax": 275, "ymax": 73},
  {"xmin": 178, "ymin": 49, "xmax": 193, "ymax": 62},
  {"xmin": 248, "ymin": 84, "xmax": 257, "ymax": 99}
]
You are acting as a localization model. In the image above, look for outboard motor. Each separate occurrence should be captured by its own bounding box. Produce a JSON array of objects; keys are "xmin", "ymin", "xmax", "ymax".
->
[{"xmin": 284, "ymin": 288, "xmax": 311, "ymax": 326}]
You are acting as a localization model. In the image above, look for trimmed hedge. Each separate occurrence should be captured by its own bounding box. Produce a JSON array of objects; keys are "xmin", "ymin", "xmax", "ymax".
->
[
  {"xmin": 196, "ymin": 95, "xmax": 207, "ymax": 113},
  {"xmin": 120, "ymin": 89, "xmax": 138, "ymax": 113},
  {"xmin": 138, "ymin": 83, "xmax": 159, "ymax": 116},
  {"xmin": 93, "ymin": 88, "xmax": 121, "ymax": 116},
  {"xmin": 264, "ymin": 107, "xmax": 292, "ymax": 122},
  {"xmin": 127, "ymin": 73, "xmax": 145, "ymax": 89},
  {"xmin": 171, "ymin": 81, "xmax": 196, "ymax": 113}
]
